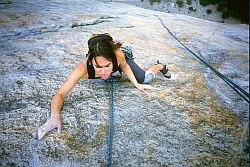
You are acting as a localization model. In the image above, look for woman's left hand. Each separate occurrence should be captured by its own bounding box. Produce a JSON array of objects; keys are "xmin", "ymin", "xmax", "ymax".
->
[{"xmin": 135, "ymin": 83, "xmax": 153, "ymax": 92}]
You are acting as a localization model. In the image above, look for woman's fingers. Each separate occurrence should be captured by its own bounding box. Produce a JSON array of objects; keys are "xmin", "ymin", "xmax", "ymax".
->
[
  {"xmin": 38, "ymin": 124, "xmax": 52, "ymax": 140},
  {"xmin": 57, "ymin": 124, "xmax": 62, "ymax": 134},
  {"xmin": 142, "ymin": 84, "xmax": 154, "ymax": 90},
  {"xmin": 136, "ymin": 84, "xmax": 155, "ymax": 92},
  {"xmin": 37, "ymin": 117, "xmax": 61, "ymax": 140}
]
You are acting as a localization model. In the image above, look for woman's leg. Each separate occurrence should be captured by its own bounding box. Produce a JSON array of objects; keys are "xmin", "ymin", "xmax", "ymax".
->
[
  {"xmin": 125, "ymin": 59, "xmax": 171, "ymax": 84},
  {"xmin": 147, "ymin": 61, "xmax": 171, "ymax": 79},
  {"xmin": 147, "ymin": 64, "xmax": 164, "ymax": 75}
]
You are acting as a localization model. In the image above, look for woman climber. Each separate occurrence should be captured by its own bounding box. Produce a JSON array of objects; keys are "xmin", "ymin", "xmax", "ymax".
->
[{"xmin": 37, "ymin": 33, "xmax": 171, "ymax": 139}]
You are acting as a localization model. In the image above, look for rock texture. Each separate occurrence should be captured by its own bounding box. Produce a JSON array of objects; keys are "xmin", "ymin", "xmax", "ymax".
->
[{"xmin": 0, "ymin": 0, "xmax": 249, "ymax": 166}]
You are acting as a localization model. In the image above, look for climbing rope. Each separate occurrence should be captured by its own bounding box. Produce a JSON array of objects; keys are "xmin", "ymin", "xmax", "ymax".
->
[
  {"xmin": 158, "ymin": 18, "xmax": 249, "ymax": 103},
  {"xmin": 107, "ymin": 77, "xmax": 115, "ymax": 167}
]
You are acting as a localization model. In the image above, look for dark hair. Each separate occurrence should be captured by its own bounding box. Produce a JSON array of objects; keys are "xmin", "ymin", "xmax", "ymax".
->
[{"xmin": 87, "ymin": 34, "xmax": 121, "ymax": 72}]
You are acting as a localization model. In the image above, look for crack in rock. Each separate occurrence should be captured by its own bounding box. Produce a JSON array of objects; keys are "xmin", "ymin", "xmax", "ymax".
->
[
  {"xmin": 1, "ymin": 24, "xmax": 66, "ymax": 39},
  {"xmin": 71, "ymin": 18, "xmax": 112, "ymax": 28},
  {"xmin": 1, "ymin": 17, "xmax": 113, "ymax": 39}
]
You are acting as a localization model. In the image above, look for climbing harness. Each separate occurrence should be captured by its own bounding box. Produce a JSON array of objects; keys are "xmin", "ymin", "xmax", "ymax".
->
[
  {"xmin": 158, "ymin": 18, "xmax": 249, "ymax": 103},
  {"xmin": 107, "ymin": 77, "xmax": 115, "ymax": 167}
]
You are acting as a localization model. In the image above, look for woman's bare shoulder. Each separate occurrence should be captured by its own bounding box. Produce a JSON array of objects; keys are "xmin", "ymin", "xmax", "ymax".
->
[
  {"xmin": 82, "ymin": 57, "xmax": 88, "ymax": 66},
  {"xmin": 75, "ymin": 57, "xmax": 88, "ymax": 78},
  {"xmin": 115, "ymin": 48, "xmax": 125, "ymax": 64}
]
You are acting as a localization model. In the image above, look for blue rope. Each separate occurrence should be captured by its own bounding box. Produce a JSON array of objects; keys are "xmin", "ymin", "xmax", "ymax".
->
[
  {"xmin": 107, "ymin": 77, "xmax": 115, "ymax": 167},
  {"xmin": 158, "ymin": 18, "xmax": 249, "ymax": 103}
]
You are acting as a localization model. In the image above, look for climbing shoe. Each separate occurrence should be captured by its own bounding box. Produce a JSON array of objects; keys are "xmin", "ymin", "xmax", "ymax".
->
[{"xmin": 157, "ymin": 60, "xmax": 171, "ymax": 79}]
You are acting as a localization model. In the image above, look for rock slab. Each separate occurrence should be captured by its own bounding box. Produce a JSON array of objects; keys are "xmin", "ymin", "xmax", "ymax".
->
[{"xmin": 0, "ymin": 0, "xmax": 249, "ymax": 166}]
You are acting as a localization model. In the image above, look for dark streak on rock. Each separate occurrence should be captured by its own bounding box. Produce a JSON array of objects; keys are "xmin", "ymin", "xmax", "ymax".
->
[{"xmin": 71, "ymin": 19, "xmax": 110, "ymax": 28}]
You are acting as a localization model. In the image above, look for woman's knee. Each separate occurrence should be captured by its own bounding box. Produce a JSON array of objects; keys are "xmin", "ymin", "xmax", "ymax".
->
[{"xmin": 143, "ymin": 71, "xmax": 155, "ymax": 84}]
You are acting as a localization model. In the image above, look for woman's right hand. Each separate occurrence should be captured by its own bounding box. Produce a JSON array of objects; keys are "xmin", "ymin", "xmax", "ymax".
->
[{"xmin": 37, "ymin": 116, "xmax": 62, "ymax": 140}]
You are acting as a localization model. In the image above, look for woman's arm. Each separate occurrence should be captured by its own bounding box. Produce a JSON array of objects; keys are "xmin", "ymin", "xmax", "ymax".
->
[
  {"xmin": 119, "ymin": 60, "xmax": 139, "ymax": 87},
  {"xmin": 116, "ymin": 49, "xmax": 148, "ymax": 91},
  {"xmin": 38, "ymin": 60, "xmax": 88, "ymax": 139},
  {"xmin": 51, "ymin": 61, "xmax": 88, "ymax": 117}
]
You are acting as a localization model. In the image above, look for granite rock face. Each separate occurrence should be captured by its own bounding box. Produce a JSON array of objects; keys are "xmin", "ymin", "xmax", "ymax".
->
[
  {"xmin": 0, "ymin": 0, "xmax": 249, "ymax": 166},
  {"xmin": 100, "ymin": 0, "xmax": 243, "ymax": 24}
]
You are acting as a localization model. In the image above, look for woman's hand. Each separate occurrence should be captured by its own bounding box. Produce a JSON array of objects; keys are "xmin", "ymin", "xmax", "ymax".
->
[
  {"xmin": 37, "ymin": 116, "xmax": 62, "ymax": 140},
  {"xmin": 135, "ymin": 83, "xmax": 153, "ymax": 92}
]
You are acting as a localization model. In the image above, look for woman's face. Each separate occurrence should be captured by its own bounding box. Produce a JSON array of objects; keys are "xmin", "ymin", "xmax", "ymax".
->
[{"xmin": 92, "ymin": 56, "xmax": 113, "ymax": 79}]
